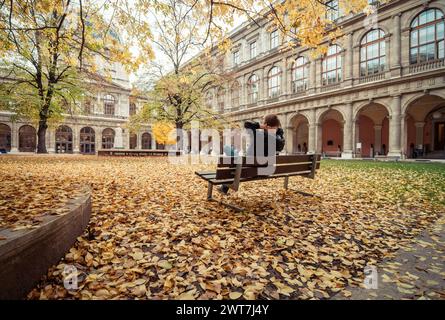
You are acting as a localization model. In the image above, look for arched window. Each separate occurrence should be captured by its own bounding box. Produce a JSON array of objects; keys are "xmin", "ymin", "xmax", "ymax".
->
[
  {"xmin": 247, "ymin": 74, "xmax": 259, "ymax": 104},
  {"xmin": 217, "ymin": 87, "xmax": 225, "ymax": 111},
  {"xmin": 410, "ymin": 8, "xmax": 444, "ymax": 64},
  {"xmin": 102, "ymin": 128, "xmax": 115, "ymax": 149},
  {"xmin": 231, "ymin": 81, "xmax": 240, "ymax": 109},
  {"xmin": 103, "ymin": 94, "xmax": 116, "ymax": 116},
  {"xmin": 129, "ymin": 103, "xmax": 137, "ymax": 116},
  {"xmin": 142, "ymin": 133, "xmax": 152, "ymax": 149},
  {"xmin": 322, "ymin": 45, "xmax": 342, "ymax": 85},
  {"xmin": 268, "ymin": 66, "xmax": 281, "ymax": 98},
  {"xmin": 0, "ymin": 123, "xmax": 11, "ymax": 152},
  {"xmin": 55, "ymin": 125, "xmax": 73, "ymax": 153},
  {"xmin": 360, "ymin": 29, "xmax": 386, "ymax": 76},
  {"xmin": 80, "ymin": 127, "xmax": 95, "ymax": 154},
  {"xmin": 292, "ymin": 57, "xmax": 309, "ymax": 93}
]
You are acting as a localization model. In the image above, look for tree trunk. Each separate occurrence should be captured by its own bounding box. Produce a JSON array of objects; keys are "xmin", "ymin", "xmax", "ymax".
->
[
  {"xmin": 176, "ymin": 121, "xmax": 184, "ymax": 151},
  {"xmin": 37, "ymin": 118, "xmax": 48, "ymax": 154}
]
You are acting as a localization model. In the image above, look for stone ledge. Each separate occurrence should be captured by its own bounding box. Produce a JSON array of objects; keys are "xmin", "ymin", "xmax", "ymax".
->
[{"xmin": 0, "ymin": 187, "xmax": 92, "ymax": 300}]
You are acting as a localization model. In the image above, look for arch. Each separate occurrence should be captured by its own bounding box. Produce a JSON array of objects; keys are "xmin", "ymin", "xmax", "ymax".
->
[
  {"xmin": 354, "ymin": 103, "xmax": 390, "ymax": 157},
  {"xmin": 403, "ymin": 6, "xmax": 445, "ymax": 30},
  {"xmin": 354, "ymin": 24, "xmax": 390, "ymax": 47},
  {"xmin": 0, "ymin": 123, "xmax": 11, "ymax": 152},
  {"xmin": 102, "ymin": 128, "xmax": 115, "ymax": 149},
  {"xmin": 404, "ymin": 94, "xmax": 445, "ymax": 158},
  {"xmin": 354, "ymin": 101, "xmax": 391, "ymax": 121},
  {"xmin": 55, "ymin": 125, "xmax": 73, "ymax": 154},
  {"xmin": 129, "ymin": 133, "xmax": 137, "ymax": 149},
  {"xmin": 141, "ymin": 132, "xmax": 152, "ymax": 149},
  {"xmin": 318, "ymin": 109, "xmax": 344, "ymax": 157},
  {"xmin": 289, "ymin": 114, "xmax": 309, "ymax": 154},
  {"xmin": 80, "ymin": 127, "xmax": 95, "ymax": 154},
  {"xmin": 19, "ymin": 125, "xmax": 36, "ymax": 152}
]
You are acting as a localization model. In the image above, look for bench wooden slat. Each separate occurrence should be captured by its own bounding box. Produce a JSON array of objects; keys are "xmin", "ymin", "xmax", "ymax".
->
[
  {"xmin": 209, "ymin": 170, "xmax": 313, "ymax": 184},
  {"xmin": 215, "ymin": 161, "xmax": 320, "ymax": 180},
  {"xmin": 217, "ymin": 154, "xmax": 319, "ymax": 167}
]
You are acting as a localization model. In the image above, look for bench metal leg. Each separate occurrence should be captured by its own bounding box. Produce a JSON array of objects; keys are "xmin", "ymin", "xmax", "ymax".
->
[
  {"xmin": 206, "ymin": 182, "xmax": 245, "ymax": 212},
  {"xmin": 284, "ymin": 176, "xmax": 289, "ymax": 190},
  {"xmin": 282, "ymin": 176, "xmax": 315, "ymax": 197},
  {"xmin": 207, "ymin": 182, "xmax": 213, "ymax": 200}
]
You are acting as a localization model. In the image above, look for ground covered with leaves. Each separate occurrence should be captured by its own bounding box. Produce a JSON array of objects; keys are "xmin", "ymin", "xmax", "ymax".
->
[{"xmin": 1, "ymin": 155, "xmax": 444, "ymax": 300}]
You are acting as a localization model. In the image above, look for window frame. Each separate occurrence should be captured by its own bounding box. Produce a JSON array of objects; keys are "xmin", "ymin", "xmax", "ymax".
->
[
  {"xmin": 322, "ymin": 45, "xmax": 343, "ymax": 86},
  {"xmin": 292, "ymin": 57, "xmax": 309, "ymax": 93},
  {"xmin": 409, "ymin": 8, "xmax": 445, "ymax": 65},
  {"xmin": 247, "ymin": 74, "xmax": 259, "ymax": 104},
  {"xmin": 360, "ymin": 29, "xmax": 387, "ymax": 77},
  {"xmin": 270, "ymin": 30, "xmax": 279, "ymax": 50},
  {"xmin": 268, "ymin": 66, "xmax": 281, "ymax": 98},
  {"xmin": 250, "ymin": 41, "xmax": 257, "ymax": 59}
]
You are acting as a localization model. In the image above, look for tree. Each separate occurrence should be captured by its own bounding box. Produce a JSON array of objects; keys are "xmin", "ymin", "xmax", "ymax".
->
[
  {"xmin": 0, "ymin": 0, "xmax": 153, "ymax": 153},
  {"xmin": 130, "ymin": 0, "xmax": 232, "ymax": 148}
]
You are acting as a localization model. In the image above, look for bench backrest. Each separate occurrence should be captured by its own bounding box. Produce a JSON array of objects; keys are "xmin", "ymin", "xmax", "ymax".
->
[{"xmin": 215, "ymin": 154, "xmax": 321, "ymax": 181}]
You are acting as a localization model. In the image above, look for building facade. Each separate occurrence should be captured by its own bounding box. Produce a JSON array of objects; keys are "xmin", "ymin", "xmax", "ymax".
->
[
  {"xmin": 206, "ymin": 0, "xmax": 445, "ymax": 159},
  {"xmin": 0, "ymin": 60, "xmax": 157, "ymax": 154}
]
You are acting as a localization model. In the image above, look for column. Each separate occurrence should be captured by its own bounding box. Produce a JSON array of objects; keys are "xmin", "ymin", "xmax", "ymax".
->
[
  {"xmin": 315, "ymin": 59, "xmax": 322, "ymax": 88},
  {"xmin": 388, "ymin": 95, "xmax": 402, "ymax": 157},
  {"xmin": 151, "ymin": 132, "xmax": 157, "ymax": 149},
  {"xmin": 73, "ymin": 126, "xmax": 80, "ymax": 153},
  {"xmin": 10, "ymin": 122, "xmax": 18, "ymax": 152},
  {"xmin": 345, "ymin": 32, "xmax": 353, "ymax": 86},
  {"xmin": 115, "ymin": 126, "xmax": 123, "ymax": 149},
  {"xmin": 281, "ymin": 57, "xmax": 288, "ymax": 96},
  {"xmin": 308, "ymin": 108, "xmax": 317, "ymax": 154},
  {"xmin": 262, "ymin": 67, "xmax": 268, "ymax": 102},
  {"xmin": 374, "ymin": 125, "xmax": 383, "ymax": 155},
  {"xmin": 342, "ymin": 104, "xmax": 354, "ymax": 159},
  {"xmin": 391, "ymin": 13, "xmax": 401, "ymax": 76},
  {"xmin": 137, "ymin": 132, "xmax": 142, "ymax": 150}
]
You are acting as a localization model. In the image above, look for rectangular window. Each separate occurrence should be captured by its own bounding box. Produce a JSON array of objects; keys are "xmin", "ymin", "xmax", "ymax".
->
[
  {"xmin": 233, "ymin": 50, "xmax": 240, "ymax": 66},
  {"xmin": 326, "ymin": 0, "xmax": 339, "ymax": 21},
  {"xmin": 270, "ymin": 30, "xmax": 279, "ymax": 49},
  {"xmin": 250, "ymin": 41, "xmax": 257, "ymax": 59}
]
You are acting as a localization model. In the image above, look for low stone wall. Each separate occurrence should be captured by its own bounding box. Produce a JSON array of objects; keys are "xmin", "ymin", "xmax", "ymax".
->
[
  {"xmin": 0, "ymin": 188, "xmax": 92, "ymax": 300},
  {"xmin": 98, "ymin": 149, "xmax": 181, "ymax": 157}
]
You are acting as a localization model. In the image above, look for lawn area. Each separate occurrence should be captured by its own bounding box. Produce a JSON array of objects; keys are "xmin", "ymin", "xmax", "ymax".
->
[{"xmin": 1, "ymin": 155, "xmax": 444, "ymax": 300}]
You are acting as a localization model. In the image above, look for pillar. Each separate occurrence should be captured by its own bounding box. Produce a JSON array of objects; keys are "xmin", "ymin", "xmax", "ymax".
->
[
  {"xmin": 388, "ymin": 95, "xmax": 402, "ymax": 157},
  {"xmin": 391, "ymin": 13, "xmax": 401, "ymax": 76},
  {"xmin": 10, "ymin": 122, "xmax": 18, "ymax": 152},
  {"xmin": 115, "ymin": 127, "xmax": 123, "ymax": 149},
  {"xmin": 281, "ymin": 58, "xmax": 288, "ymax": 96},
  {"xmin": 342, "ymin": 104, "xmax": 354, "ymax": 159},
  {"xmin": 73, "ymin": 126, "xmax": 80, "ymax": 153},
  {"xmin": 308, "ymin": 108, "xmax": 317, "ymax": 154}
]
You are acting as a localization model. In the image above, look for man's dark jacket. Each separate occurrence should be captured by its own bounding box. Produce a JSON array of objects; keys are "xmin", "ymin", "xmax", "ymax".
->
[{"xmin": 244, "ymin": 121, "xmax": 285, "ymax": 157}]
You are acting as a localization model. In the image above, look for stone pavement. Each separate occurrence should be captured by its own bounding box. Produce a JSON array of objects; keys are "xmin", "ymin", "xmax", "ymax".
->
[{"xmin": 333, "ymin": 215, "xmax": 445, "ymax": 300}]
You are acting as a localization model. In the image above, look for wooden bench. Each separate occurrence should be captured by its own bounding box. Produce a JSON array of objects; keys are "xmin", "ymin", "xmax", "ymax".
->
[{"xmin": 195, "ymin": 154, "xmax": 321, "ymax": 211}]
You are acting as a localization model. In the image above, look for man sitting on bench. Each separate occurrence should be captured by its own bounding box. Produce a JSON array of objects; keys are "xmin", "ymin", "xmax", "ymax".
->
[{"xmin": 219, "ymin": 114, "xmax": 285, "ymax": 194}]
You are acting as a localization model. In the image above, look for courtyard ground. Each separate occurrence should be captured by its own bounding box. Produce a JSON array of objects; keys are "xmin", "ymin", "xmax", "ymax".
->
[{"xmin": 0, "ymin": 155, "xmax": 444, "ymax": 300}]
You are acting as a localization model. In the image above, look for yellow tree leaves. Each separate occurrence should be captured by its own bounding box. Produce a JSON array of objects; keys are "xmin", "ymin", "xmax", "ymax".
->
[{"xmin": 152, "ymin": 122, "xmax": 177, "ymax": 146}]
